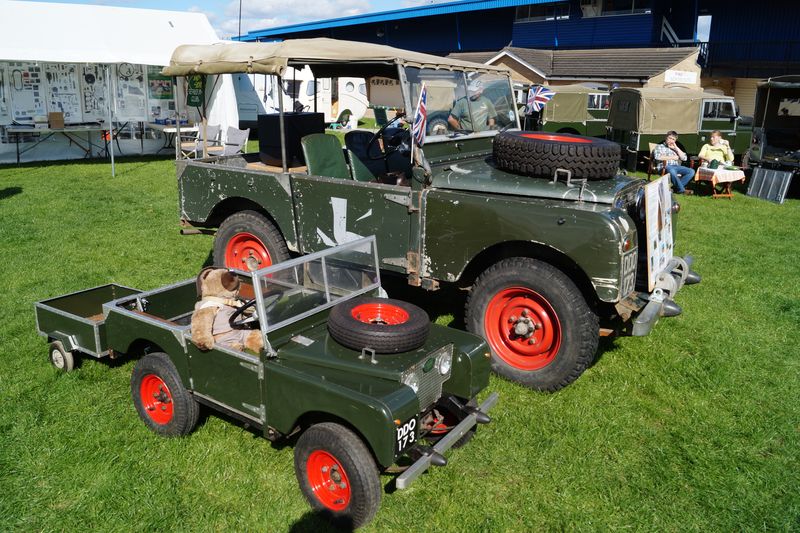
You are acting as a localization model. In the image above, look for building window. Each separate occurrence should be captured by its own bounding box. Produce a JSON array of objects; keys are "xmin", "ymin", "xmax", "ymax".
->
[
  {"xmin": 515, "ymin": 2, "xmax": 570, "ymax": 23},
  {"xmin": 581, "ymin": 0, "xmax": 651, "ymax": 17}
]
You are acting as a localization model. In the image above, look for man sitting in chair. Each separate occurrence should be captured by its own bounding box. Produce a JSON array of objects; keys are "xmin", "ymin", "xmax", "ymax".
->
[{"xmin": 652, "ymin": 131, "xmax": 696, "ymax": 195}]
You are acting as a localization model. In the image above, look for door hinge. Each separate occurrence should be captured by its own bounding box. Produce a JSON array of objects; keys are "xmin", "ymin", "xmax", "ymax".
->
[
  {"xmin": 384, "ymin": 193, "xmax": 418, "ymax": 213},
  {"xmin": 239, "ymin": 360, "xmax": 264, "ymax": 380},
  {"xmin": 242, "ymin": 402, "xmax": 266, "ymax": 423}
]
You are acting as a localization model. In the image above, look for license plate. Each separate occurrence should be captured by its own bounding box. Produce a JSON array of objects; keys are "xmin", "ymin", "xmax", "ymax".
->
[
  {"xmin": 620, "ymin": 249, "xmax": 637, "ymax": 297},
  {"xmin": 396, "ymin": 417, "xmax": 417, "ymax": 454}
]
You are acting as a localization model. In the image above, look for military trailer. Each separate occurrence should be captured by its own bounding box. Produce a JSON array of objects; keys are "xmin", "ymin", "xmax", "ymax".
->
[
  {"xmin": 165, "ymin": 38, "xmax": 700, "ymax": 392},
  {"xmin": 539, "ymin": 84, "xmax": 610, "ymax": 137},
  {"xmin": 745, "ymin": 76, "xmax": 800, "ymax": 202},
  {"xmin": 35, "ymin": 237, "xmax": 497, "ymax": 529},
  {"xmin": 607, "ymin": 87, "xmax": 751, "ymax": 168}
]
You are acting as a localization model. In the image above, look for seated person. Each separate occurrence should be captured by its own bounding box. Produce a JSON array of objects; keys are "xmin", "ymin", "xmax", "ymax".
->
[
  {"xmin": 698, "ymin": 130, "xmax": 734, "ymax": 168},
  {"xmin": 448, "ymin": 81, "xmax": 496, "ymax": 132},
  {"xmin": 652, "ymin": 131, "xmax": 696, "ymax": 195}
]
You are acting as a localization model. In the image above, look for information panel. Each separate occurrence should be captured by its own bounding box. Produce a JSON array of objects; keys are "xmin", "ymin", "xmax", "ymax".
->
[
  {"xmin": 44, "ymin": 63, "xmax": 83, "ymax": 123},
  {"xmin": 80, "ymin": 65, "xmax": 112, "ymax": 123},
  {"xmin": 114, "ymin": 63, "xmax": 147, "ymax": 122},
  {"xmin": 7, "ymin": 62, "xmax": 46, "ymax": 122}
]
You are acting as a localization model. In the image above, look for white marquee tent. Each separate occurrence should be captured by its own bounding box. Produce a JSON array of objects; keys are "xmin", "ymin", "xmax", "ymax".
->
[{"xmin": 0, "ymin": 0, "xmax": 238, "ymax": 166}]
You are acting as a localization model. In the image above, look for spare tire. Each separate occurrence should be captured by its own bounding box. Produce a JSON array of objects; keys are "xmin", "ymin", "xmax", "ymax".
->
[
  {"xmin": 493, "ymin": 131, "xmax": 620, "ymax": 180},
  {"xmin": 328, "ymin": 297, "xmax": 430, "ymax": 354}
]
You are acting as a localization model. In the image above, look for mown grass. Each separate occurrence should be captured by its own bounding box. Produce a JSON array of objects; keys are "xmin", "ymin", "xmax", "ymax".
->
[{"xmin": 1, "ymin": 156, "xmax": 798, "ymax": 532}]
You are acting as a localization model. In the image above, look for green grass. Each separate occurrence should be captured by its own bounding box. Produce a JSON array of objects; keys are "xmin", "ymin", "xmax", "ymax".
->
[{"xmin": 1, "ymin": 157, "xmax": 799, "ymax": 531}]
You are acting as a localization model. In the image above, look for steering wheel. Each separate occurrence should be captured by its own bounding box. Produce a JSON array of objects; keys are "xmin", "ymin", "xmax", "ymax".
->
[
  {"xmin": 228, "ymin": 292, "xmax": 282, "ymax": 329},
  {"xmin": 367, "ymin": 113, "xmax": 411, "ymax": 161}
]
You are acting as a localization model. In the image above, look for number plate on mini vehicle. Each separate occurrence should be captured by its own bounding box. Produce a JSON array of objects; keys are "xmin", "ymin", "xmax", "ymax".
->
[
  {"xmin": 620, "ymin": 249, "xmax": 637, "ymax": 298},
  {"xmin": 396, "ymin": 417, "xmax": 417, "ymax": 454}
]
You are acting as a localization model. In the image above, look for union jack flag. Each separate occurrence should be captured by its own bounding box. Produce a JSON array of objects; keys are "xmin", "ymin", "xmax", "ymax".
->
[
  {"xmin": 412, "ymin": 83, "xmax": 427, "ymax": 147},
  {"xmin": 527, "ymin": 85, "xmax": 555, "ymax": 113}
]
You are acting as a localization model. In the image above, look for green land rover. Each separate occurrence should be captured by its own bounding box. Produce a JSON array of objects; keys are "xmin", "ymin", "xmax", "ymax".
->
[{"xmin": 165, "ymin": 38, "xmax": 700, "ymax": 392}]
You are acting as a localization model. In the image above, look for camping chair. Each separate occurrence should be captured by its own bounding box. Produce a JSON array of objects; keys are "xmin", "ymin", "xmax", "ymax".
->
[
  {"xmin": 328, "ymin": 109, "xmax": 352, "ymax": 130},
  {"xmin": 180, "ymin": 124, "xmax": 221, "ymax": 159},
  {"xmin": 301, "ymin": 134, "xmax": 350, "ymax": 180},
  {"xmin": 207, "ymin": 127, "xmax": 250, "ymax": 157},
  {"xmin": 645, "ymin": 143, "xmax": 667, "ymax": 181}
]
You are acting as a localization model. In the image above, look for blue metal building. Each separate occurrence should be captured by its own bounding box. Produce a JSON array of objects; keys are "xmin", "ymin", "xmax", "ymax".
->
[{"xmin": 237, "ymin": 0, "xmax": 799, "ymax": 78}]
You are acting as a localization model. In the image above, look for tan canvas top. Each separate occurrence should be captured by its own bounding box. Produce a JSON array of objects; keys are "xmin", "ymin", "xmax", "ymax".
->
[
  {"xmin": 163, "ymin": 38, "xmax": 510, "ymax": 78},
  {"xmin": 543, "ymin": 84, "xmax": 607, "ymax": 122},
  {"xmin": 608, "ymin": 87, "xmax": 707, "ymax": 134}
]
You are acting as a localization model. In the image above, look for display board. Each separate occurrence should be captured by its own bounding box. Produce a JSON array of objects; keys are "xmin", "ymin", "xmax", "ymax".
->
[
  {"xmin": 146, "ymin": 65, "xmax": 175, "ymax": 122},
  {"xmin": 80, "ymin": 65, "xmax": 111, "ymax": 123},
  {"xmin": 114, "ymin": 63, "xmax": 148, "ymax": 122},
  {"xmin": 644, "ymin": 176, "xmax": 674, "ymax": 291},
  {"xmin": 44, "ymin": 63, "xmax": 83, "ymax": 123},
  {"xmin": 7, "ymin": 62, "xmax": 46, "ymax": 122},
  {"xmin": 0, "ymin": 65, "xmax": 10, "ymax": 124}
]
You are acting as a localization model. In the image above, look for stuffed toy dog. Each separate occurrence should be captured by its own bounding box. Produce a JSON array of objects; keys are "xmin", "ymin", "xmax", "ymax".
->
[{"xmin": 191, "ymin": 267, "xmax": 264, "ymax": 353}]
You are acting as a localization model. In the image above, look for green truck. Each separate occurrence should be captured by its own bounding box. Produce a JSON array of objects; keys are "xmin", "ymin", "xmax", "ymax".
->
[
  {"xmin": 167, "ymin": 38, "xmax": 700, "ymax": 392},
  {"xmin": 607, "ymin": 87, "xmax": 752, "ymax": 168},
  {"xmin": 537, "ymin": 84, "xmax": 610, "ymax": 137},
  {"xmin": 35, "ymin": 237, "xmax": 496, "ymax": 529}
]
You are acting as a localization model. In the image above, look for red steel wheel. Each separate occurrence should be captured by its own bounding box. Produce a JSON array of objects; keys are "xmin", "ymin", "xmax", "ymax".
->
[
  {"xmin": 350, "ymin": 303, "xmax": 410, "ymax": 325},
  {"xmin": 139, "ymin": 374, "xmax": 174, "ymax": 425},
  {"xmin": 483, "ymin": 287, "xmax": 562, "ymax": 371},
  {"xmin": 306, "ymin": 450, "xmax": 352, "ymax": 512},
  {"xmin": 224, "ymin": 232, "xmax": 273, "ymax": 271}
]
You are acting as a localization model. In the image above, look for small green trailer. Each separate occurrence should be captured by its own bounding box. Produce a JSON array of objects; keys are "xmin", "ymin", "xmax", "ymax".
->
[
  {"xmin": 34, "ymin": 237, "xmax": 496, "ymax": 529},
  {"xmin": 539, "ymin": 84, "xmax": 610, "ymax": 137}
]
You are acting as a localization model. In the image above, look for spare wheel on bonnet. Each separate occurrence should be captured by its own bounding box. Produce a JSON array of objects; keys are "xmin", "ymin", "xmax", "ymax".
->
[{"xmin": 493, "ymin": 131, "xmax": 621, "ymax": 180}]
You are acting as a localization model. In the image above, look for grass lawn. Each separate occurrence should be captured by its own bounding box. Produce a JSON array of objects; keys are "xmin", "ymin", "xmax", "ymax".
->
[{"xmin": 1, "ymin": 155, "xmax": 798, "ymax": 531}]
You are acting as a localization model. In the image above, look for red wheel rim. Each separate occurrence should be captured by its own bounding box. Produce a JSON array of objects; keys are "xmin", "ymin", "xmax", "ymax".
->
[
  {"xmin": 351, "ymin": 303, "xmax": 409, "ymax": 325},
  {"xmin": 139, "ymin": 374, "xmax": 174, "ymax": 425},
  {"xmin": 224, "ymin": 232, "xmax": 272, "ymax": 271},
  {"xmin": 520, "ymin": 133, "xmax": 592, "ymax": 143},
  {"xmin": 484, "ymin": 287, "xmax": 562, "ymax": 371},
  {"xmin": 306, "ymin": 450, "xmax": 351, "ymax": 511}
]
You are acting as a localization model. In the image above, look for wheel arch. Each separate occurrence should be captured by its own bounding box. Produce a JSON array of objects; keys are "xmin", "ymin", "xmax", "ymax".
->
[
  {"xmin": 203, "ymin": 197, "xmax": 297, "ymax": 252},
  {"xmin": 557, "ymin": 127, "xmax": 581, "ymax": 135},
  {"xmin": 293, "ymin": 411, "xmax": 383, "ymax": 469},
  {"xmin": 457, "ymin": 240, "xmax": 600, "ymax": 310}
]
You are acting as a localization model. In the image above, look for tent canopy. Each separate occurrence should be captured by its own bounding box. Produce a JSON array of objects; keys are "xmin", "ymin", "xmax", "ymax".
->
[
  {"xmin": 163, "ymin": 38, "xmax": 512, "ymax": 79},
  {"xmin": 0, "ymin": 0, "xmax": 220, "ymax": 65}
]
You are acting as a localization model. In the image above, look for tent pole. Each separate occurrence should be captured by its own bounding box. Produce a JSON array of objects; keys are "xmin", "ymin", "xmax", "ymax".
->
[
  {"xmin": 105, "ymin": 66, "xmax": 115, "ymax": 177},
  {"xmin": 278, "ymin": 75, "xmax": 287, "ymax": 173},
  {"xmin": 174, "ymin": 77, "xmax": 181, "ymax": 160}
]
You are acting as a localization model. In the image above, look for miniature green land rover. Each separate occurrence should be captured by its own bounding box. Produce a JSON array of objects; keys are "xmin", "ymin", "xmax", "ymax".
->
[
  {"xmin": 166, "ymin": 38, "xmax": 700, "ymax": 392},
  {"xmin": 35, "ymin": 237, "xmax": 496, "ymax": 529}
]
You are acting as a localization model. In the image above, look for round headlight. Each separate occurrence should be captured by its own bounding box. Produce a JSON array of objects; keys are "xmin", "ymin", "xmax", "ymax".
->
[
  {"xmin": 403, "ymin": 372, "xmax": 420, "ymax": 393},
  {"xmin": 437, "ymin": 354, "xmax": 452, "ymax": 375}
]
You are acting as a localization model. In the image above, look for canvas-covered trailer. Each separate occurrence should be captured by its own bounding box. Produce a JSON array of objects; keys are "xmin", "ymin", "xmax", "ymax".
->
[{"xmin": 540, "ymin": 84, "xmax": 609, "ymax": 137}]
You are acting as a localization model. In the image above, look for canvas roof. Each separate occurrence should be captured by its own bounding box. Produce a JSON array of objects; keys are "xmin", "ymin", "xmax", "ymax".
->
[
  {"xmin": 0, "ymin": 0, "xmax": 221, "ymax": 65},
  {"xmin": 607, "ymin": 87, "xmax": 707, "ymax": 135},
  {"xmin": 163, "ymin": 38, "xmax": 511, "ymax": 78},
  {"xmin": 449, "ymin": 46, "xmax": 699, "ymax": 81}
]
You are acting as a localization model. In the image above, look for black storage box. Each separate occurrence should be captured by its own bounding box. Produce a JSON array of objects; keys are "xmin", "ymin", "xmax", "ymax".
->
[{"xmin": 258, "ymin": 112, "xmax": 325, "ymax": 165}]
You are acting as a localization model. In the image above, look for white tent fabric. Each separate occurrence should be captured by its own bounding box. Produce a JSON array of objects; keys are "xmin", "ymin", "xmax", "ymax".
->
[{"xmin": 0, "ymin": 0, "xmax": 238, "ymax": 140}]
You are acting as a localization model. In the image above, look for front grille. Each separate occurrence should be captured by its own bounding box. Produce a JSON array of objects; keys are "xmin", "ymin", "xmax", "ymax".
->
[{"xmin": 406, "ymin": 345, "xmax": 452, "ymax": 411}]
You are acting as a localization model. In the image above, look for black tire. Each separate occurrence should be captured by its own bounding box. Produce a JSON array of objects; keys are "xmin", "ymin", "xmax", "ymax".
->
[
  {"xmin": 49, "ymin": 340, "xmax": 74, "ymax": 372},
  {"xmin": 294, "ymin": 422, "xmax": 381, "ymax": 529},
  {"xmin": 465, "ymin": 258, "xmax": 599, "ymax": 392},
  {"xmin": 327, "ymin": 297, "xmax": 430, "ymax": 353},
  {"xmin": 493, "ymin": 131, "xmax": 620, "ymax": 180},
  {"xmin": 131, "ymin": 353, "xmax": 200, "ymax": 437},
  {"xmin": 212, "ymin": 210, "xmax": 290, "ymax": 271}
]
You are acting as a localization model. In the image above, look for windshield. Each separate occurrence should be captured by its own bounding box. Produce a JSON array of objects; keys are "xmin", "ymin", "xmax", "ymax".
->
[{"xmin": 404, "ymin": 68, "xmax": 518, "ymax": 138}]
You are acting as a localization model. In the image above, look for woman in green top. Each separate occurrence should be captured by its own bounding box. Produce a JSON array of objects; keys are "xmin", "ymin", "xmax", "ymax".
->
[{"xmin": 698, "ymin": 130, "xmax": 735, "ymax": 167}]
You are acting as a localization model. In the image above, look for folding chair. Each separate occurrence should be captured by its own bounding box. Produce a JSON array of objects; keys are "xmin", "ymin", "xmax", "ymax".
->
[
  {"xmin": 208, "ymin": 127, "xmax": 250, "ymax": 157},
  {"xmin": 180, "ymin": 124, "xmax": 221, "ymax": 158}
]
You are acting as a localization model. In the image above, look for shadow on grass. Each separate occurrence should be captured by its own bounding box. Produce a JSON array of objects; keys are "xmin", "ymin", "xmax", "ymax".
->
[
  {"xmin": 0, "ymin": 186, "xmax": 22, "ymax": 200},
  {"xmin": 289, "ymin": 512, "xmax": 349, "ymax": 533}
]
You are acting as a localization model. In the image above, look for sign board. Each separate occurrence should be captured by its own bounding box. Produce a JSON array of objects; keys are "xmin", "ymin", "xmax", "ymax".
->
[
  {"xmin": 45, "ymin": 64, "xmax": 83, "ymax": 124},
  {"xmin": 80, "ymin": 65, "xmax": 111, "ymax": 123},
  {"xmin": 644, "ymin": 176, "xmax": 674, "ymax": 291},
  {"xmin": 187, "ymin": 75, "xmax": 205, "ymax": 108},
  {"xmin": 8, "ymin": 62, "xmax": 46, "ymax": 122},
  {"xmin": 0, "ymin": 65, "xmax": 10, "ymax": 124},
  {"xmin": 147, "ymin": 65, "xmax": 176, "ymax": 121},
  {"xmin": 367, "ymin": 77, "xmax": 402, "ymax": 107},
  {"xmin": 114, "ymin": 63, "xmax": 148, "ymax": 122},
  {"xmin": 664, "ymin": 69, "xmax": 698, "ymax": 85}
]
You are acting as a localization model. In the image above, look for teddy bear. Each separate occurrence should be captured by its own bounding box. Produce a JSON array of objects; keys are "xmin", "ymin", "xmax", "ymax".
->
[{"xmin": 191, "ymin": 267, "xmax": 264, "ymax": 353}]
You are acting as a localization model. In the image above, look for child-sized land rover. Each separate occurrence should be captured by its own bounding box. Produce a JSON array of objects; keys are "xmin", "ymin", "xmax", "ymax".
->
[
  {"xmin": 35, "ymin": 237, "xmax": 497, "ymax": 529},
  {"xmin": 165, "ymin": 38, "xmax": 700, "ymax": 392}
]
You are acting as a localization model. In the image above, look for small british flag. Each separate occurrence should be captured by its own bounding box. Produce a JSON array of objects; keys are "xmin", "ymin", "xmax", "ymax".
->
[
  {"xmin": 412, "ymin": 83, "xmax": 427, "ymax": 147},
  {"xmin": 527, "ymin": 85, "xmax": 555, "ymax": 113}
]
